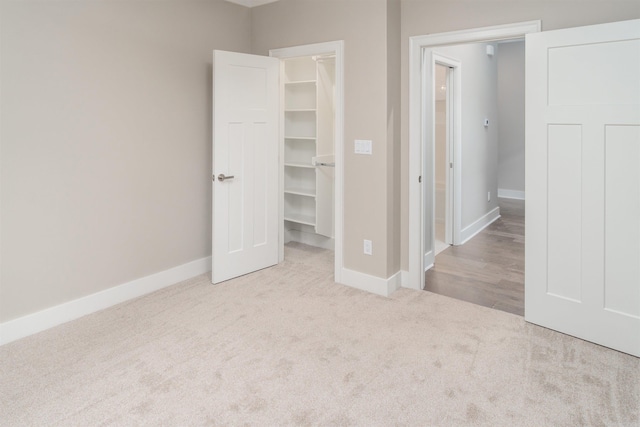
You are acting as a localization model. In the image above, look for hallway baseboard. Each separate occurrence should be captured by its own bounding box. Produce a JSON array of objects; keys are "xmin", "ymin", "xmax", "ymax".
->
[
  {"xmin": 460, "ymin": 207, "xmax": 500, "ymax": 244},
  {"xmin": 498, "ymin": 188, "xmax": 525, "ymax": 200}
]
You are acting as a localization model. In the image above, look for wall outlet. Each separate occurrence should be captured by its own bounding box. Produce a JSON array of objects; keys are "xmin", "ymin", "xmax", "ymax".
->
[
  {"xmin": 488, "ymin": 191, "xmax": 491, "ymax": 202},
  {"xmin": 363, "ymin": 239, "xmax": 373, "ymax": 255}
]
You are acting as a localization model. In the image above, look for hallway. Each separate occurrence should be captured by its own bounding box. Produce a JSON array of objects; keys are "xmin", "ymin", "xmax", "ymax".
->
[{"xmin": 425, "ymin": 198, "xmax": 525, "ymax": 316}]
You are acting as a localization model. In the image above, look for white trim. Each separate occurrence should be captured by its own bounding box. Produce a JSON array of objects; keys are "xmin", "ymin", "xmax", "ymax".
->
[
  {"xmin": 0, "ymin": 257, "xmax": 211, "ymax": 346},
  {"xmin": 401, "ymin": 270, "xmax": 410, "ymax": 287},
  {"xmin": 341, "ymin": 268, "xmax": 402, "ymax": 297},
  {"xmin": 408, "ymin": 21, "xmax": 541, "ymax": 291},
  {"xmin": 460, "ymin": 207, "xmax": 501, "ymax": 244},
  {"xmin": 270, "ymin": 41, "xmax": 345, "ymax": 284},
  {"xmin": 411, "ymin": 21, "xmax": 541, "ymax": 48},
  {"xmin": 424, "ymin": 250, "xmax": 435, "ymax": 272},
  {"xmin": 498, "ymin": 188, "xmax": 525, "ymax": 200}
]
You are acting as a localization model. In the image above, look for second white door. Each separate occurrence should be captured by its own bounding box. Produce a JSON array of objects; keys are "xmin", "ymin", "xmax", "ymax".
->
[
  {"xmin": 525, "ymin": 19, "xmax": 640, "ymax": 356},
  {"xmin": 212, "ymin": 50, "xmax": 279, "ymax": 284}
]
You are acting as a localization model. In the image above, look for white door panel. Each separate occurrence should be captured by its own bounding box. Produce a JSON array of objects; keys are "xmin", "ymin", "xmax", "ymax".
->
[
  {"xmin": 604, "ymin": 125, "xmax": 640, "ymax": 318},
  {"xmin": 525, "ymin": 19, "xmax": 640, "ymax": 356},
  {"xmin": 212, "ymin": 50, "xmax": 279, "ymax": 284}
]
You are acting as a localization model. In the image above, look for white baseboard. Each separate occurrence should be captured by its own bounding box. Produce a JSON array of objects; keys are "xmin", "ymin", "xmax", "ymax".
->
[
  {"xmin": 498, "ymin": 188, "xmax": 525, "ymax": 200},
  {"xmin": 340, "ymin": 268, "xmax": 402, "ymax": 297},
  {"xmin": 401, "ymin": 270, "xmax": 409, "ymax": 287},
  {"xmin": 0, "ymin": 256, "xmax": 212, "ymax": 346},
  {"xmin": 424, "ymin": 249, "xmax": 434, "ymax": 271},
  {"xmin": 460, "ymin": 207, "xmax": 500, "ymax": 245}
]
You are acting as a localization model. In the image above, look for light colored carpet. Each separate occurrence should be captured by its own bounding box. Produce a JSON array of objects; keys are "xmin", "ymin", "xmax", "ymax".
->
[{"xmin": 1, "ymin": 243, "xmax": 638, "ymax": 426}]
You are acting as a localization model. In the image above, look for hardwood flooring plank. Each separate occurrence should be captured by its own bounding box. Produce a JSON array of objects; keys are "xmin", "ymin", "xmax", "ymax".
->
[{"xmin": 425, "ymin": 198, "xmax": 525, "ymax": 316}]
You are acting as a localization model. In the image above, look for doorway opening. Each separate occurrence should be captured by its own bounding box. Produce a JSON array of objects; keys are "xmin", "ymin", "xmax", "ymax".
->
[
  {"xmin": 408, "ymin": 21, "xmax": 540, "ymax": 293},
  {"xmin": 424, "ymin": 40, "xmax": 527, "ymax": 316},
  {"xmin": 270, "ymin": 42, "xmax": 344, "ymax": 282}
]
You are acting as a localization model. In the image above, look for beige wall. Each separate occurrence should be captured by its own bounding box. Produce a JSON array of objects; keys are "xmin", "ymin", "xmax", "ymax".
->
[
  {"xmin": 0, "ymin": 0, "xmax": 251, "ymax": 322},
  {"xmin": 400, "ymin": 0, "xmax": 640, "ymax": 270},
  {"xmin": 386, "ymin": 0, "xmax": 402, "ymax": 275},
  {"xmin": 252, "ymin": 0, "xmax": 401, "ymax": 278},
  {"xmin": 3, "ymin": 0, "xmax": 639, "ymax": 324}
]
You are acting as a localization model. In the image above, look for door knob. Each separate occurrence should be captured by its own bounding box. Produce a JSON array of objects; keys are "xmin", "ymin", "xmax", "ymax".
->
[{"xmin": 217, "ymin": 174, "xmax": 235, "ymax": 182}]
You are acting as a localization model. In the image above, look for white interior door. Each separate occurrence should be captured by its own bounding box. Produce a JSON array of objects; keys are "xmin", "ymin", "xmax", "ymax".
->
[
  {"xmin": 421, "ymin": 52, "xmax": 436, "ymax": 274},
  {"xmin": 212, "ymin": 50, "xmax": 279, "ymax": 284},
  {"xmin": 525, "ymin": 19, "xmax": 640, "ymax": 356}
]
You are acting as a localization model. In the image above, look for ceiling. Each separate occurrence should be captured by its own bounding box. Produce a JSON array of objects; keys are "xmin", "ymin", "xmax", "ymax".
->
[{"xmin": 224, "ymin": 0, "xmax": 280, "ymax": 7}]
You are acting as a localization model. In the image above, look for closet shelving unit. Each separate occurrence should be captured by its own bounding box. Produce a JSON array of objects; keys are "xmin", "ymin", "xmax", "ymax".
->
[
  {"xmin": 282, "ymin": 55, "xmax": 335, "ymax": 243},
  {"xmin": 283, "ymin": 58, "xmax": 319, "ymax": 228}
]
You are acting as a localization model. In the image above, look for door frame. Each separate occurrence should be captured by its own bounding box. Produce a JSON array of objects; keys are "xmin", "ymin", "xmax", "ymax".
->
[
  {"xmin": 270, "ymin": 41, "xmax": 345, "ymax": 282},
  {"xmin": 408, "ymin": 21, "xmax": 540, "ymax": 291}
]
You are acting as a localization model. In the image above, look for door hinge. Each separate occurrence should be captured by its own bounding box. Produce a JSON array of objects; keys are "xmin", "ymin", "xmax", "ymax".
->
[
  {"xmin": 450, "ymin": 162, "xmax": 453, "ymax": 169},
  {"xmin": 418, "ymin": 176, "xmax": 422, "ymax": 183}
]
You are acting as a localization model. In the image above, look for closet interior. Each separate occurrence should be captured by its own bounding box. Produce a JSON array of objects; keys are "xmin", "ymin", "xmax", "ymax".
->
[{"xmin": 282, "ymin": 55, "xmax": 336, "ymax": 250}]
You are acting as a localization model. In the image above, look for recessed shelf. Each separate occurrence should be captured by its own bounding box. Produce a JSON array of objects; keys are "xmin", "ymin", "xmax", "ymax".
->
[
  {"xmin": 284, "ymin": 136, "xmax": 316, "ymax": 141},
  {"xmin": 285, "ymin": 187, "xmax": 316, "ymax": 197},
  {"xmin": 284, "ymin": 213, "xmax": 316, "ymax": 227},
  {"xmin": 285, "ymin": 162, "xmax": 315, "ymax": 169},
  {"xmin": 285, "ymin": 80, "xmax": 316, "ymax": 85}
]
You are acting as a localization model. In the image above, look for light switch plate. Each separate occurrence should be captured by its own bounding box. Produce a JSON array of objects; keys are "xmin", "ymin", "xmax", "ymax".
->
[{"xmin": 355, "ymin": 139, "xmax": 372, "ymax": 155}]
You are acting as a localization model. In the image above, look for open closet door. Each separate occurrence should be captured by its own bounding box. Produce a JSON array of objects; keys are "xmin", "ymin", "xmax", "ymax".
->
[
  {"xmin": 525, "ymin": 19, "xmax": 640, "ymax": 356},
  {"xmin": 212, "ymin": 50, "xmax": 279, "ymax": 284}
]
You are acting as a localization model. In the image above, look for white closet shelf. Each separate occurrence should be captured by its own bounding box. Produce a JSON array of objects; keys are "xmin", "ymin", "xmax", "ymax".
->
[
  {"xmin": 285, "ymin": 80, "xmax": 316, "ymax": 85},
  {"xmin": 284, "ymin": 136, "xmax": 316, "ymax": 140},
  {"xmin": 284, "ymin": 187, "xmax": 316, "ymax": 197},
  {"xmin": 285, "ymin": 109, "xmax": 317, "ymax": 113},
  {"xmin": 284, "ymin": 162, "xmax": 315, "ymax": 169},
  {"xmin": 284, "ymin": 213, "xmax": 316, "ymax": 227}
]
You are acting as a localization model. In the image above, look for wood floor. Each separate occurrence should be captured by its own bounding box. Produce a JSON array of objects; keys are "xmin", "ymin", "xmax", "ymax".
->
[{"xmin": 425, "ymin": 198, "xmax": 525, "ymax": 316}]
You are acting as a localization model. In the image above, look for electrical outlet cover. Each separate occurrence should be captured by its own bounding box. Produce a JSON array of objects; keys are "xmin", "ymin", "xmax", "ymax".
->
[{"xmin": 363, "ymin": 239, "xmax": 372, "ymax": 255}]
